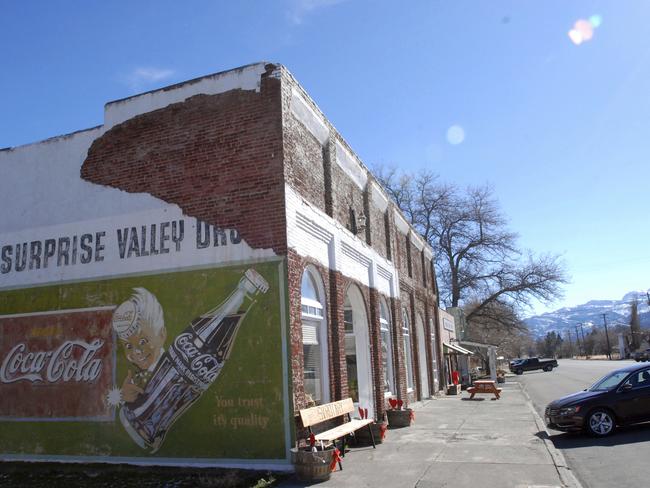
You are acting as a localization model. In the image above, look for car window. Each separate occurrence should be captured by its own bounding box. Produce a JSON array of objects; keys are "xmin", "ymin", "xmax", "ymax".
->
[
  {"xmin": 589, "ymin": 371, "xmax": 630, "ymax": 391},
  {"xmin": 623, "ymin": 370, "xmax": 650, "ymax": 389}
]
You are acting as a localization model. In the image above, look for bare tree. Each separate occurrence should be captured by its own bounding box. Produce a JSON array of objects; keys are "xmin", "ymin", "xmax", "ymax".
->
[{"xmin": 376, "ymin": 166, "xmax": 568, "ymax": 330}]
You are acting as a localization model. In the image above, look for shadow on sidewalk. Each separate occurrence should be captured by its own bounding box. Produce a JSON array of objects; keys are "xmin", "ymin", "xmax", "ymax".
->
[
  {"xmin": 535, "ymin": 422, "xmax": 650, "ymax": 449},
  {"xmin": 460, "ymin": 397, "xmax": 500, "ymax": 401}
]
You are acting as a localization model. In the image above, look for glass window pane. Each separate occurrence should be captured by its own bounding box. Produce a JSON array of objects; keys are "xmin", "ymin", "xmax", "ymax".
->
[
  {"xmin": 344, "ymin": 308, "xmax": 353, "ymax": 333},
  {"xmin": 302, "ymin": 321, "xmax": 319, "ymax": 345},
  {"xmin": 303, "ymin": 342, "xmax": 322, "ymax": 404},
  {"xmin": 300, "ymin": 269, "xmax": 327, "ymax": 405},
  {"xmin": 381, "ymin": 329, "xmax": 390, "ymax": 392},
  {"xmin": 346, "ymin": 339, "xmax": 359, "ymax": 403},
  {"xmin": 380, "ymin": 299, "xmax": 394, "ymax": 394},
  {"xmin": 344, "ymin": 302, "xmax": 358, "ymax": 402},
  {"xmin": 402, "ymin": 309, "xmax": 414, "ymax": 389},
  {"xmin": 380, "ymin": 300, "xmax": 388, "ymax": 323},
  {"xmin": 301, "ymin": 271, "xmax": 319, "ymax": 302}
]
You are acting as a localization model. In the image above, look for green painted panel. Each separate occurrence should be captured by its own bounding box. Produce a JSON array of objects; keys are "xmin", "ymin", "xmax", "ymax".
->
[{"xmin": 0, "ymin": 261, "xmax": 287, "ymax": 461}]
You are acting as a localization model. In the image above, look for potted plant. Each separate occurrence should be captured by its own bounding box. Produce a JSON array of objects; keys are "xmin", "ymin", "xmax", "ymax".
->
[
  {"xmin": 291, "ymin": 434, "xmax": 341, "ymax": 482},
  {"xmin": 496, "ymin": 369, "xmax": 506, "ymax": 384},
  {"xmin": 386, "ymin": 398, "xmax": 414, "ymax": 429},
  {"xmin": 352, "ymin": 407, "xmax": 388, "ymax": 446}
]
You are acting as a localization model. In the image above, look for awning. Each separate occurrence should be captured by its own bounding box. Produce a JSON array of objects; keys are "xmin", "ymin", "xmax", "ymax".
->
[{"xmin": 443, "ymin": 342, "xmax": 473, "ymax": 355}]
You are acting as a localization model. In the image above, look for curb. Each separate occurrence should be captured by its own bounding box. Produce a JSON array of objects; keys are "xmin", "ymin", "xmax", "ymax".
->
[{"xmin": 517, "ymin": 382, "xmax": 584, "ymax": 488}]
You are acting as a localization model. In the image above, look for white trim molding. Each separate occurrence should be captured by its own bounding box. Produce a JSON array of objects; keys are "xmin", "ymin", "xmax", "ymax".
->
[
  {"xmin": 286, "ymin": 185, "xmax": 398, "ymax": 298},
  {"xmin": 290, "ymin": 88, "xmax": 329, "ymax": 145},
  {"xmin": 370, "ymin": 182, "xmax": 389, "ymax": 213},
  {"xmin": 411, "ymin": 232, "xmax": 425, "ymax": 251},
  {"xmin": 393, "ymin": 209, "xmax": 409, "ymax": 235},
  {"xmin": 335, "ymin": 140, "xmax": 368, "ymax": 190}
]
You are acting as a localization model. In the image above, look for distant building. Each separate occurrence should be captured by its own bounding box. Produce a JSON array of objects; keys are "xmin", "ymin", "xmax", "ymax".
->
[{"xmin": 0, "ymin": 63, "xmax": 444, "ymax": 469}]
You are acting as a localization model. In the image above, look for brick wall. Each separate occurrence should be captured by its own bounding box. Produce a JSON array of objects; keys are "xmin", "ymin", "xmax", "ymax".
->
[
  {"xmin": 82, "ymin": 65, "xmax": 287, "ymax": 255},
  {"xmin": 290, "ymin": 246, "xmax": 423, "ymax": 420},
  {"xmin": 281, "ymin": 70, "xmax": 444, "ymax": 414},
  {"xmin": 283, "ymin": 112, "xmax": 327, "ymax": 212},
  {"xmin": 367, "ymin": 193, "xmax": 388, "ymax": 256},
  {"xmin": 411, "ymin": 243, "xmax": 424, "ymax": 287}
]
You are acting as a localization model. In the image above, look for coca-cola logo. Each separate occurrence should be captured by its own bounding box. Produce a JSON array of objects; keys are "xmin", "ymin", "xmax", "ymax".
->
[
  {"xmin": 0, "ymin": 339, "xmax": 104, "ymax": 384},
  {"xmin": 174, "ymin": 333, "xmax": 199, "ymax": 361},
  {"xmin": 191, "ymin": 354, "xmax": 221, "ymax": 383},
  {"xmin": 172, "ymin": 333, "xmax": 222, "ymax": 385}
]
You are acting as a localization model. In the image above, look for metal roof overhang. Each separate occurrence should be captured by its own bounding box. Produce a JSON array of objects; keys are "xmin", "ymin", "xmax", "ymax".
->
[{"xmin": 443, "ymin": 342, "xmax": 473, "ymax": 355}]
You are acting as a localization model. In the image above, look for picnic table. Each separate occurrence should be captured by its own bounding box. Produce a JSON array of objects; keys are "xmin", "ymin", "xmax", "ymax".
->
[{"xmin": 467, "ymin": 380, "xmax": 502, "ymax": 400}]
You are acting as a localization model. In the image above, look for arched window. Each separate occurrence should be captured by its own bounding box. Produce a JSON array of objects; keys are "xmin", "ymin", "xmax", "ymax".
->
[
  {"xmin": 402, "ymin": 308, "xmax": 415, "ymax": 391},
  {"xmin": 380, "ymin": 298, "xmax": 395, "ymax": 396},
  {"xmin": 429, "ymin": 318, "xmax": 438, "ymax": 391},
  {"xmin": 301, "ymin": 267, "xmax": 329, "ymax": 405},
  {"xmin": 416, "ymin": 314, "xmax": 430, "ymax": 399},
  {"xmin": 344, "ymin": 285, "xmax": 374, "ymax": 418}
]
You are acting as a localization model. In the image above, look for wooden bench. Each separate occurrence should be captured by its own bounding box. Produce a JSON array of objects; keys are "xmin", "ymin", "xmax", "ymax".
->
[
  {"xmin": 467, "ymin": 380, "xmax": 502, "ymax": 400},
  {"xmin": 298, "ymin": 398, "xmax": 376, "ymax": 470}
]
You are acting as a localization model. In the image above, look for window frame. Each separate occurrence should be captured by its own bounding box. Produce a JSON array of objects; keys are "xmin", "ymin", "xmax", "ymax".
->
[
  {"xmin": 300, "ymin": 267, "xmax": 330, "ymax": 405},
  {"xmin": 402, "ymin": 307, "xmax": 415, "ymax": 392},
  {"xmin": 379, "ymin": 298, "xmax": 396, "ymax": 398}
]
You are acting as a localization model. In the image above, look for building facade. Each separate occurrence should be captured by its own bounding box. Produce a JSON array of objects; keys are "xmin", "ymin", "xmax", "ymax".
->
[{"xmin": 0, "ymin": 63, "xmax": 443, "ymax": 469}]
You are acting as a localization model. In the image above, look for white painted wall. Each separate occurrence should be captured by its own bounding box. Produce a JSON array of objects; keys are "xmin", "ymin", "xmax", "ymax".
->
[
  {"xmin": 0, "ymin": 206, "xmax": 274, "ymax": 290},
  {"xmin": 0, "ymin": 64, "xmax": 277, "ymax": 291},
  {"xmin": 0, "ymin": 129, "xmax": 166, "ymax": 235},
  {"xmin": 286, "ymin": 185, "xmax": 399, "ymax": 298},
  {"xmin": 104, "ymin": 63, "xmax": 270, "ymax": 130}
]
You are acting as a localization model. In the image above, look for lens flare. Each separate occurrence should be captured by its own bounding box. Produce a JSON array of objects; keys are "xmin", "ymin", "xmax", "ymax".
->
[
  {"xmin": 568, "ymin": 15, "xmax": 601, "ymax": 45},
  {"xmin": 575, "ymin": 19, "xmax": 594, "ymax": 41},
  {"xmin": 589, "ymin": 15, "xmax": 602, "ymax": 28},
  {"xmin": 568, "ymin": 29, "xmax": 583, "ymax": 45},
  {"xmin": 446, "ymin": 125, "xmax": 465, "ymax": 145}
]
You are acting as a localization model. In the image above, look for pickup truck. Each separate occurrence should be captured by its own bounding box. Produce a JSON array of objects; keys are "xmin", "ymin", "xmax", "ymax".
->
[{"xmin": 509, "ymin": 357, "xmax": 558, "ymax": 375}]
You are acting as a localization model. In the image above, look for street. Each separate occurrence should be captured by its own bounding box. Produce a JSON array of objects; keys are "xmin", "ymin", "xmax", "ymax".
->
[{"xmin": 515, "ymin": 359, "xmax": 650, "ymax": 488}]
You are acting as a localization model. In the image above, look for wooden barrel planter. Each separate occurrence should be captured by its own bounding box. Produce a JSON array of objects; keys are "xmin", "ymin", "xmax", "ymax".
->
[
  {"xmin": 353, "ymin": 421, "xmax": 387, "ymax": 446},
  {"xmin": 290, "ymin": 447, "xmax": 334, "ymax": 482},
  {"xmin": 386, "ymin": 409, "xmax": 413, "ymax": 429}
]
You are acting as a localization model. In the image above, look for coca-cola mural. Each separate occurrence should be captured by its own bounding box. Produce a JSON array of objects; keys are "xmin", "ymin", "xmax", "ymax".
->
[
  {"xmin": 110, "ymin": 269, "xmax": 269, "ymax": 453},
  {"xmin": 0, "ymin": 261, "xmax": 286, "ymax": 463},
  {"xmin": 0, "ymin": 308, "xmax": 115, "ymax": 420}
]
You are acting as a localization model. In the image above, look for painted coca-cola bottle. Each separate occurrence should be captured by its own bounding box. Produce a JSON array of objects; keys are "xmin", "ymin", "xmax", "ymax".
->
[{"xmin": 119, "ymin": 268, "xmax": 269, "ymax": 452}]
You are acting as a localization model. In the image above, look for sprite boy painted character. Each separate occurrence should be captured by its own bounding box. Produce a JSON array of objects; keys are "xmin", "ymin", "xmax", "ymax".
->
[{"xmin": 111, "ymin": 288, "xmax": 167, "ymax": 403}]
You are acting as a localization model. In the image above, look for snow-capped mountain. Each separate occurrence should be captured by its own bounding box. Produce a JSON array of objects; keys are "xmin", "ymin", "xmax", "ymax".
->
[{"xmin": 525, "ymin": 291, "xmax": 650, "ymax": 337}]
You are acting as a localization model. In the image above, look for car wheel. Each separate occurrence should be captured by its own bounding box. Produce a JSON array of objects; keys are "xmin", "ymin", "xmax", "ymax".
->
[
  {"xmin": 544, "ymin": 366, "xmax": 552, "ymax": 372},
  {"xmin": 586, "ymin": 409, "xmax": 616, "ymax": 437},
  {"xmin": 515, "ymin": 370, "xmax": 523, "ymax": 375}
]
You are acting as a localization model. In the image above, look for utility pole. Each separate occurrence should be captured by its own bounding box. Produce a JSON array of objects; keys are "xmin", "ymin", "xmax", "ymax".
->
[
  {"xmin": 602, "ymin": 313, "xmax": 612, "ymax": 360},
  {"xmin": 575, "ymin": 324, "xmax": 583, "ymax": 357},
  {"xmin": 566, "ymin": 329, "xmax": 574, "ymax": 358}
]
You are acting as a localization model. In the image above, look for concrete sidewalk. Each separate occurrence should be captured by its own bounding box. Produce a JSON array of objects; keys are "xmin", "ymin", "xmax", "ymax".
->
[{"xmin": 281, "ymin": 382, "xmax": 582, "ymax": 488}]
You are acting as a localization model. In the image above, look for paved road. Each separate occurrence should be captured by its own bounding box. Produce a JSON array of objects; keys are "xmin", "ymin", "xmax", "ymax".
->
[{"xmin": 515, "ymin": 359, "xmax": 650, "ymax": 488}]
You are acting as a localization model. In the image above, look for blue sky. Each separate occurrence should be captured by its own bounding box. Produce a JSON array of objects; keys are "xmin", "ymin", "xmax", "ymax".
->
[{"xmin": 2, "ymin": 1, "xmax": 649, "ymax": 316}]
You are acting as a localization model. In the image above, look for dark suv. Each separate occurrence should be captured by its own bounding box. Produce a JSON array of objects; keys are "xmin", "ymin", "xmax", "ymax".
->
[{"xmin": 545, "ymin": 362, "xmax": 650, "ymax": 436}]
